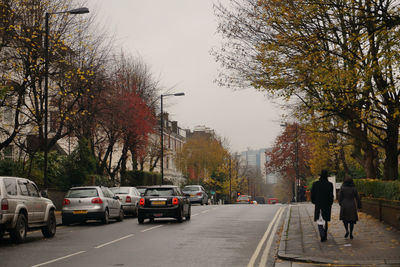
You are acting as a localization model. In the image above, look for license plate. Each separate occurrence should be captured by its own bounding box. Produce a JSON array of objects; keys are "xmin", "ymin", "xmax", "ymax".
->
[
  {"xmin": 154, "ymin": 213, "xmax": 163, "ymax": 217},
  {"xmin": 73, "ymin": 210, "xmax": 88, "ymax": 214},
  {"xmin": 190, "ymin": 194, "xmax": 195, "ymax": 197},
  {"xmin": 152, "ymin": 201, "xmax": 166, "ymax": 205}
]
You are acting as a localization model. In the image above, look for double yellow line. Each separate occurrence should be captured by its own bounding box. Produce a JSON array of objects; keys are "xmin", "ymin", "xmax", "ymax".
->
[{"xmin": 247, "ymin": 206, "xmax": 286, "ymax": 267}]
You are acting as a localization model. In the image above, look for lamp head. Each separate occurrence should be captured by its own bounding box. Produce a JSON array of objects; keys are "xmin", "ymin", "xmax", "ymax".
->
[{"xmin": 69, "ymin": 7, "xmax": 89, "ymax": 14}]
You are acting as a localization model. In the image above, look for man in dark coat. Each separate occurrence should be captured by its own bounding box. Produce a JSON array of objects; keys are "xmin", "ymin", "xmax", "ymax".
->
[{"xmin": 311, "ymin": 169, "xmax": 334, "ymax": 242}]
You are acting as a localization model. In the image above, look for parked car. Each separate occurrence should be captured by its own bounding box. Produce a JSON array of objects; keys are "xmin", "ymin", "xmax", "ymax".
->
[
  {"xmin": 182, "ymin": 185, "xmax": 209, "ymax": 205},
  {"xmin": 136, "ymin": 186, "xmax": 148, "ymax": 196},
  {"xmin": 62, "ymin": 186, "xmax": 124, "ymax": 225},
  {"xmin": 110, "ymin": 186, "xmax": 141, "ymax": 216},
  {"xmin": 236, "ymin": 194, "xmax": 253, "ymax": 204},
  {"xmin": 0, "ymin": 176, "xmax": 56, "ymax": 243},
  {"xmin": 138, "ymin": 185, "xmax": 191, "ymax": 223}
]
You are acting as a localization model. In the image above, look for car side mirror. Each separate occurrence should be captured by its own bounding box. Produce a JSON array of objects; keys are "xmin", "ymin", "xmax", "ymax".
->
[{"xmin": 40, "ymin": 190, "xmax": 48, "ymax": 198}]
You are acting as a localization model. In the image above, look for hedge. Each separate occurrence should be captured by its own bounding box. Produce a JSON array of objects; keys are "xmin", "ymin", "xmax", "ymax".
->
[
  {"xmin": 120, "ymin": 170, "xmax": 163, "ymax": 186},
  {"xmin": 354, "ymin": 179, "xmax": 400, "ymax": 201}
]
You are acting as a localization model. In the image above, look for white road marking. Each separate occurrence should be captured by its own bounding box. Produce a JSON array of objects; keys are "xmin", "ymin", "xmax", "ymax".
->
[
  {"xmin": 94, "ymin": 234, "xmax": 134, "ymax": 248},
  {"xmin": 192, "ymin": 213, "xmax": 199, "ymax": 217},
  {"xmin": 31, "ymin": 251, "xmax": 86, "ymax": 267},
  {"xmin": 259, "ymin": 207, "xmax": 285, "ymax": 266},
  {"xmin": 140, "ymin": 225, "xmax": 163, "ymax": 232},
  {"xmin": 247, "ymin": 207, "xmax": 285, "ymax": 267},
  {"xmin": 201, "ymin": 210, "xmax": 209, "ymax": 214}
]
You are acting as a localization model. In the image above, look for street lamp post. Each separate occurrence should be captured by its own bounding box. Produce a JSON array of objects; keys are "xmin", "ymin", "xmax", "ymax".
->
[
  {"xmin": 160, "ymin": 92, "xmax": 184, "ymax": 185},
  {"xmin": 44, "ymin": 7, "xmax": 89, "ymax": 188}
]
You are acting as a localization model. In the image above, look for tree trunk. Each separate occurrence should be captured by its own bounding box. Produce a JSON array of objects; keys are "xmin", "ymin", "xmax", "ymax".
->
[
  {"xmin": 383, "ymin": 120, "xmax": 399, "ymax": 180},
  {"xmin": 349, "ymin": 123, "xmax": 378, "ymax": 178}
]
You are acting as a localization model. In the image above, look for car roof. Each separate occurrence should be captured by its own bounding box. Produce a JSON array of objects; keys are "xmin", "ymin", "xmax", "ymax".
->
[
  {"xmin": 69, "ymin": 186, "xmax": 101, "ymax": 189},
  {"xmin": 146, "ymin": 185, "xmax": 178, "ymax": 189}
]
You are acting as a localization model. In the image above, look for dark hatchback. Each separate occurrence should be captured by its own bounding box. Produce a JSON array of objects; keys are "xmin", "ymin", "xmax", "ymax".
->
[{"xmin": 138, "ymin": 185, "xmax": 191, "ymax": 224}]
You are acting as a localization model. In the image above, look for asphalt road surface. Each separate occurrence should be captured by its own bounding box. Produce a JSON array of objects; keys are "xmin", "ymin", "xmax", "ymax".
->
[{"xmin": 0, "ymin": 204, "xmax": 285, "ymax": 267}]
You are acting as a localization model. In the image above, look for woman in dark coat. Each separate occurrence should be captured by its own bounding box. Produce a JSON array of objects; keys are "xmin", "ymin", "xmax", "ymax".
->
[
  {"xmin": 339, "ymin": 176, "xmax": 361, "ymax": 239},
  {"xmin": 311, "ymin": 170, "xmax": 334, "ymax": 242}
]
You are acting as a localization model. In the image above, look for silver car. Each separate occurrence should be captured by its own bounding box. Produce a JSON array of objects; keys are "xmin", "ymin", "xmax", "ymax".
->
[
  {"xmin": 61, "ymin": 186, "xmax": 124, "ymax": 225},
  {"xmin": 0, "ymin": 176, "xmax": 56, "ymax": 243},
  {"xmin": 182, "ymin": 185, "xmax": 209, "ymax": 205},
  {"xmin": 110, "ymin": 187, "xmax": 141, "ymax": 216}
]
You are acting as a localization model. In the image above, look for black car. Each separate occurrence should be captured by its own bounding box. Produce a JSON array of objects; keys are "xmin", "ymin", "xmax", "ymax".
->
[{"xmin": 138, "ymin": 185, "xmax": 191, "ymax": 223}]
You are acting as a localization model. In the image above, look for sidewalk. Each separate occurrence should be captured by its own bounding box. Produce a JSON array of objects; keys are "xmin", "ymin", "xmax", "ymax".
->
[{"xmin": 276, "ymin": 203, "xmax": 400, "ymax": 266}]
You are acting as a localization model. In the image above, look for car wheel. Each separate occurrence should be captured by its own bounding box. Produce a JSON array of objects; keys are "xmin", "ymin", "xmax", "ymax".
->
[
  {"xmin": 10, "ymin": 213, "xmax": 27, "ymax": 243},
  {"xmin": 0, "ymin": 228, "xmax": 5, "ymax": 239},
  {"xmin": 177, "ymin": 207, "xmax": 183, "ymax": 223},
  {"xmin": 62, "ymin": 217, "xmax": 72, "ymax": 226},
  {"xmin": 42, "ymin": 210, "xmax": 56, "ymax": 238},
  {"xmin": 138, "ymin": 215, "xmax": 144, "ymax": 224},
  {"xmin": 101, "ymin": 209, "xmax": 110, "ymax": 224},
  {"xmin": 134, "ymin": 205, "xmax": 139, "ymax": 217},
  {"xmin": 116, "ymin": 208, "xmax": 124, "ymax": 222},
  {"xmin": 186, "ymin": 206, "xmax": 191, "ymax": 221}
]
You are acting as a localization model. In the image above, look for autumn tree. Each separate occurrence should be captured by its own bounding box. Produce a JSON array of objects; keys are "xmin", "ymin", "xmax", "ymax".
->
[
  {"xmin": 176, "ymin": 133, "xmax": 229, "ymax": 185},
  {"xmin": 265, "ymin": 123, "xmax": 311, "ymax": 200},
  {"xmin": 215, "ymin": 0, "xmax": 400, "ymax": 180},
  {"xmin": 0, "ymin": 0, "xmax": 101, "ymax": 161}
]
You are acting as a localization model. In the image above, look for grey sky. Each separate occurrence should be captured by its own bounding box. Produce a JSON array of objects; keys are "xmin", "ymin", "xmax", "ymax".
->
[{"xmin": 87, "ymin": 0, "xmax": 283, "ymax": 153}]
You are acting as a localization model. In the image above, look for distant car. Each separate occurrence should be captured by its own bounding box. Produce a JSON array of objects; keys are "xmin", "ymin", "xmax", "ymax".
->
[
  {"xmin": 110, "ymin": 186, "xmax": 141, "ymax": 216},
  {"xmin": 0, "ymin": 176, "xmax": 57, "ymax": 243},
  {"xmin": 254, "ymin": 196, "xmax": 266, "ymax": 204},
  {"xmin": 62, "ymin": 186, "xmax": 124, "ymax": 225},
  {"xmin": 136, "ymin": 186, "xmax": 148, "ymax": 196},
  {"xmin": 236, "ymin": 195, "xmax": 252, "ymax": 204},
  {"xmin": 267, "ymin": 198, "xmax": 279, "ymax": 204},
  {"xmin": 138, "ymin": 185, "xmax": 191, "ymax": 223},
  {"xmin": 182, "ymin": 185, "xmax": 208, "ymax": 205}
]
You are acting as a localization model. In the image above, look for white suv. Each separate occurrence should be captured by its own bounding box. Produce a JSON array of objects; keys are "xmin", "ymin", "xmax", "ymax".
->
[{"xmin": 0, "ymin": 176, "xmax": 57, "ymax": 243}]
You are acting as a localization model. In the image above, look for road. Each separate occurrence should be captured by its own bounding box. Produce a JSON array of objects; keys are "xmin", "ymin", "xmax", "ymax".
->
[{"xmin": 0, "ymin": 204, "xmax": 285, "ymax": 267}]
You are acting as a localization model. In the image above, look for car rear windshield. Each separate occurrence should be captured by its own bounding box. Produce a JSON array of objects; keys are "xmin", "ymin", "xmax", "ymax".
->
[
  {"xmin": 183, "ymin": 186, "xmax": 200, "ymax": 191},
  {"xmin": 66, "ymin": 188, "xmax": 99, "ymax": 198},
  {"xmin": 238, "ymin": 195, "xmax": 250, "ymax": 200},
  {"xmin": 145, "ymin": 188, "xmax": 174, "ymax": 196},
  {"xmin": 110, "ymin": 187, "xmax": 129, "ymax": 194}
]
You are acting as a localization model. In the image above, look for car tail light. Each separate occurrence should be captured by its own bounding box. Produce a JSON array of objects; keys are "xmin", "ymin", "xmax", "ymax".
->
[
  {"xmin": 1, "ymin": 199, "xmax": 8, "ymax": 210},
  {"xmin": 139, "ymin": 198, "xmax": 145, "ymax": 206},
  {"xmin": 196, "ymin": 192, "xmax": 202, "ymax": 196},
  {"xmin": 172, "ymin": 197, "xmax": 179, "ymax": 205},
  {"xmin": 91, "ymin": 197, "xmax": 103, "ymax": 204},
  {"xmin": 62, "ymin": 198, "xmax": 70, "ymax": 206},
  {"xmin": 125, "ymin": 196, "xmax": 131, "ymax": 203}
]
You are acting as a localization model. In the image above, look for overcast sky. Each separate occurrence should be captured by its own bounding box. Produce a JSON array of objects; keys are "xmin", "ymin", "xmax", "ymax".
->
[{"xmin": 86, "ymin": 0, "xmax": 284, "ymax": 153}]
